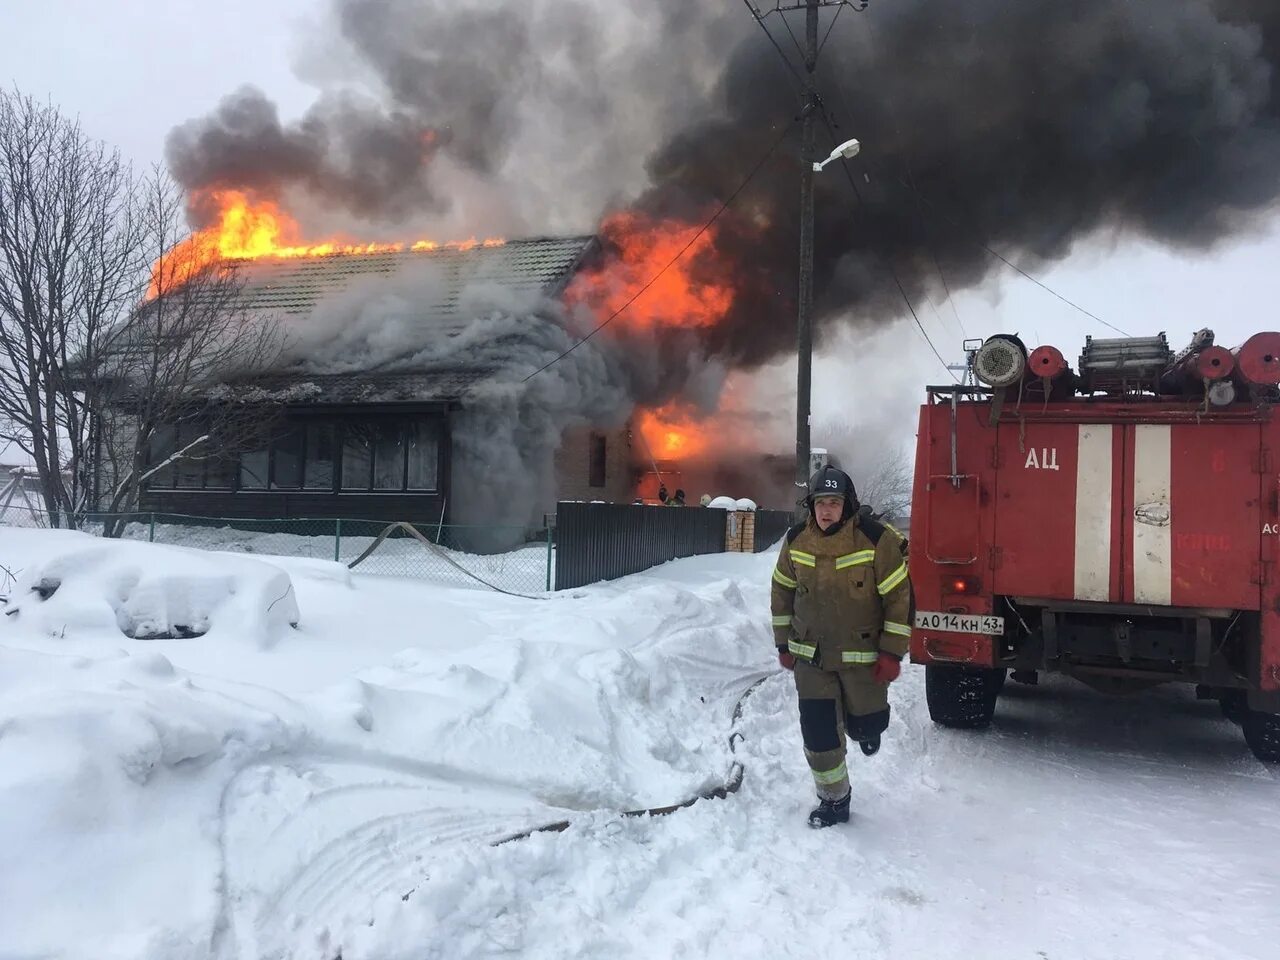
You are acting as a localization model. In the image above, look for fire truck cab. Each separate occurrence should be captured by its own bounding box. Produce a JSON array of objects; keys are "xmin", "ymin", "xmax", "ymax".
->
[{"xmin": 908, "ymin": 330, "xmax": 1280, "ymax": 762}]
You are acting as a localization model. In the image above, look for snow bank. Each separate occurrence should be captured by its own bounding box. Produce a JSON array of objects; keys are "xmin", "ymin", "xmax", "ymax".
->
[
  {"xmin": 9, "ymin": 526, "xmax": 1274, "ymax": 960},
  {"xmin": 0, "ymin": 529, "xmax": 774, "ymax": 959},
  {"xmin": 2, "ymin": 528, "xmax": 299, "ymax": 646}
]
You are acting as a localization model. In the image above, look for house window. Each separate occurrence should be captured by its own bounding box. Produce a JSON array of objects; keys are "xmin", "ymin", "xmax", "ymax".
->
[
  {"xmin": 146, "ymin": 421, "xmax": 232, "ymax": 491},
  {"xmin": 239, "ymin": 445, "xmax": 268, "ymax": 490},
  {"xmin": 270, "ymin": 428, "xmax": 304, "ymax": 489},
  {"xmin": 588, "ymin": 433, "xmax": 607, "ymax": 488},
  {"xmin": 303, "ymin": 424, "xmax": 336, "ymax": 490},
  {"xmin": 372, "ymin": 421, "xmax": 404, "ymax": 490},
  {"xmin": 341, "ymin": 423, "xmax": 374, "ymax": 490},
  {"xmin": 339, "ymin": 418, "xmax": 441, "ymax": 493},
  {"xmin": 407, "ymin": 421, "xmax": 439, "ymax": 490},
  {"xmin": 147, "ymin": 425, "xmax": 177, "ymax": 489}
]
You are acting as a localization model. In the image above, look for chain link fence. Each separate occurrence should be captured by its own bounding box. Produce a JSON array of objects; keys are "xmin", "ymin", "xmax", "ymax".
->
[{"xmin": 0, "ymin": 506, "xmax": 555, "ymax": 595}]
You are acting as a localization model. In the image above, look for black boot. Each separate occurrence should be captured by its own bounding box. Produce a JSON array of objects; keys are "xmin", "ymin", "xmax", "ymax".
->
[
  {"xmin": 808, "ymin": 791, "xmax": 851, "ymax": 828},
  {"xmin": 859, "ymin": 735, "xmax": 880, "ymax": 757}
]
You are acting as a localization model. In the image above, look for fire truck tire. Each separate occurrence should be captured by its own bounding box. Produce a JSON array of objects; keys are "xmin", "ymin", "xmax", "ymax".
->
[
  {"xmin": 1219, "ymin": 690, "xmax": 1247, "ymax": 726},
  {"xmin": 924, "ymin": 664, "xmax": 1005, "ymax": 729},
  {"xmin": 1242, "ymin": 710, "xmax": 1280, "ymax": 763}
]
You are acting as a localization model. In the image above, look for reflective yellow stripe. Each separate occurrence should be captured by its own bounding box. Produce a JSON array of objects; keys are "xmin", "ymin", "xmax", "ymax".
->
[
  {"xmin": 877, "ymin": 562, "xmax": 908, "ymax": 595},
  {"xmin": 789, "ymin": 549, "xmax": 816, "ymax": 568},
  {"xmin": 771, "ymin": 614, "xmax": 793, "ymax": 627},
  {"xmin": 787, "ymin": 639, "xmax": 816, "ymax": 659},
  {"xmin": 813, "ymin": 761, "xmax": 848, "ymax": 785},
  {"xmin": 773, "ymin": 568, "xmax": 798, "ymax": 590},
  {"xmin": 835, "ymin": 550, "xmax": 876, "ymax": 570},
  {"xmin": 840, "ymin": 650, "xmax": 879, "ymax": 664},
  {"xmin": 883, "ymin": 620, "xmax": 911, "ymax": 637}
]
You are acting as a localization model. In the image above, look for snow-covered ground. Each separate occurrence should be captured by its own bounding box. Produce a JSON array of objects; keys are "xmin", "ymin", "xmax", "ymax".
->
[{"xmin": 1, "ymin": 527, "xmax": 1277, "ymax": 960}]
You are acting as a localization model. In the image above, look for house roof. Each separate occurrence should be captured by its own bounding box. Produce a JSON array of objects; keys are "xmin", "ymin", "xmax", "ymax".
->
[
  {"xmin": 235, "ymin": 234, "xmax": 597, "ymax": 324},
  {"xmin": 222, "ymin": 234, "xmax": 599, "ymax": 405},
  {"xmin": 218, "ymin": 369, "xmax": 498, "ymax": 406}
]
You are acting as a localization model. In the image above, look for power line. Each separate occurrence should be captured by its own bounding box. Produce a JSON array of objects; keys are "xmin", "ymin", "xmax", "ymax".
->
[
  {"xmin": 905, "ymin": 163, "xmax": 967, "ymax": 336},
  {"xmin": 776, "ymin": 8, "xmax": 808, "ymax": 66},
  {"xmin": 898, "ymin": 180, "xmax": 1130, "ymax": 337},
  {"xmin": 815, "ymin": 10, "xmax": 1126, "ymax": 340},
  {"xmin": 816, "ymin": 0, "xmax": 852, "ymax": 59},
  {"xmin": 739, "ymin": 0, "xmax": 807, "ymax": 94},
  {"xmin": 816, "ymin": 116, "xmax": 958, "ymax": 380},
  {"xmin": 521, "ymin": 118, "xmax": 796, "ymax": 384}
]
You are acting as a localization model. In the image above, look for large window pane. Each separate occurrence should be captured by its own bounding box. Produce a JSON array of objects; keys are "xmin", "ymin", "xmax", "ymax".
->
[
  {"xmin": 147, "ymin": 424, "xmax": 177, "ymax": 489},
  {"xmin": 271, "ymin": 428, "xmax": 303, "ymax": 489},
  {"xmin": 303, "ymin": 424, "xmax": 335, "ymax": 490},
  {"xmin": 239, "ymin": 447, "xmax": 268, "ymax": 490},
  {"xmin": 175, "ymin": 423, "xmax": 204, "ymax": 489},
  {"xmin": 373, "ymin": 422, "xmax": 404, "ymax": 490},
  {"xmin": 206, "ymin": 452, "xmax": 235, "ymax": 490},
  {"xmin": 407, "ymin": 421, "xmax": 439, "ymax": 491},
  {"xmin": 342, "ymin": 424, "xmax": 372, "ymax": 490}
]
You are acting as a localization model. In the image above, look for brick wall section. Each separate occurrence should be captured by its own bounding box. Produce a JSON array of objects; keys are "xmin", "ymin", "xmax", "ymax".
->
[
  {"xmin": 723, "ymin": 511, "xmax": 756, "ymax": 552},
  {"xmin": 553, "ymin": 424, "xmax": 635, "ymax": 507}
]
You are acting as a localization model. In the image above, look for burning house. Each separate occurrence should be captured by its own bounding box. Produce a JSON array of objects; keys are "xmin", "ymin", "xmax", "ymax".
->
[{"xmin": 130, "ymin": 229, "xmax": 659, "ymax": 529}]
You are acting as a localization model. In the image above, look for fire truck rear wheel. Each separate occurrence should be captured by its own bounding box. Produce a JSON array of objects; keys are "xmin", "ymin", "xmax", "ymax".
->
[
  {"xmin": 1241, "ymin": 709, "xmax": 1280, "ymax": 763},
  {"xmin": 1219, "ymin": 690, "xmax": 1247, "ymax": 726},
  {"xmin": 924, "ymin": 664, "xmax": 1005, "ymax": 729}
]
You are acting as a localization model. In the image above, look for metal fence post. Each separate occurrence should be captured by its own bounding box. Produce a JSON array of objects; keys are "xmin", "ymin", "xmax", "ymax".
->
[
  {"xmin": 545, "ymin": 523, "xmax": 553, "ymax": 592},
  {"xmin": 334, "ymin": 518, "xmax": 342, "ymax": 563},
  {"xmin": 148, "ymin": 514, "xmax": 155, "ymax": 543}
]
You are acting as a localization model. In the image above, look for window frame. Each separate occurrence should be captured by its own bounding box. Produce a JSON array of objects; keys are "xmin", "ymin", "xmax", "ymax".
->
[{"xmin": 588, "ymin": 432, "xmax": 607, "ymax": 489}]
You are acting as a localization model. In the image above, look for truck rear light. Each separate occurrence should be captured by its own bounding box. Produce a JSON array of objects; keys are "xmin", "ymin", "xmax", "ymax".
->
[{"xmin": 944, "ymin": 575, "xmax": 982, "ymax": 595}]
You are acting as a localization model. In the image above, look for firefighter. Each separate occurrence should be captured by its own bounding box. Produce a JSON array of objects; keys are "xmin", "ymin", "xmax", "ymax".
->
[{"xmin": 771, "ymin": 466, "xmax": 912, "ymax": 828}]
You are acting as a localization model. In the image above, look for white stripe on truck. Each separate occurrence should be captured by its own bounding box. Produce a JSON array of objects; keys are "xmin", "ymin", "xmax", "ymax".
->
[
  {"xmin": 1132, "ymin": 424, "xmax": 1173, "ymax": 605},
  {"xmin": 1074, "ymin": 424, "xmax": 1113, "ymax": 601}
]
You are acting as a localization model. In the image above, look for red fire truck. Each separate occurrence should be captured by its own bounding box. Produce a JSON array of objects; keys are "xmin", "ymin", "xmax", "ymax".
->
[{"xmin": 908, "ymin": 329, "xmax": 1280, "ymax": 761}]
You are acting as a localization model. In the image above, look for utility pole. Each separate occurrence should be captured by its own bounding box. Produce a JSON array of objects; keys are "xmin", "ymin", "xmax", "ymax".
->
[
  {"xmin": 795, "ymin": 0, "xmax": 820, "ymax": 501},
  {"xmin": 748, "ymin": 0, "xmax": 858, "ymax": 504}
]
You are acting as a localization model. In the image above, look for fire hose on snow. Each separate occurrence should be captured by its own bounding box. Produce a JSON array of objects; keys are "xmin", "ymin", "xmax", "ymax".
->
[{"xmin": 487, "ymin": 674, "xmax": 771, "ymax": 848}]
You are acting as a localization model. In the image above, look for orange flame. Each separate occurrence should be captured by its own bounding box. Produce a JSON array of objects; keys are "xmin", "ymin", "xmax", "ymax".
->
[
  {"xmin": 638, "ymin": 404, "xmax": 714, "ymax": 461},
  {"xmin": 563, "ymin": 210, "xmax": 735, "ymax": 331},
  {"xmin": 148, "ymin": 189, "xmax": 504, "ymax": 298}
]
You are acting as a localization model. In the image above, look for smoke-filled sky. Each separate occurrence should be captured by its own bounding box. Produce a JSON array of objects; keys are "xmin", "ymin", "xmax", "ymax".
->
[{"xmin": 8, "ymin": 0, "xmax": 1280, "ymax": 469}]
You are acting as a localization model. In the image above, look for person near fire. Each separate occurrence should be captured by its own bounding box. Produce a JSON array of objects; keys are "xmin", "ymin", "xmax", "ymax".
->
[{"xmin": 771, "ymin": 466, "xmax": 911, "ymax": 828}]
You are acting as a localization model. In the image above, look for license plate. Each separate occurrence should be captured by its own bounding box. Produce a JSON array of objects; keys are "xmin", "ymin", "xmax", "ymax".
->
[{"xmin": 914, "ymin": 611, "xmax": 1004, "ymax": 635}]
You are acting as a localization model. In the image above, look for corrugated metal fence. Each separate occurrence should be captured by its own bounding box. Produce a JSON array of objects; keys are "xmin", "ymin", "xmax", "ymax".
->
[
  {"xmin": 554, "ymin": 502, "xmax": 800, "ymax": 590},
  {"xmin": 753, "ymin": 509, "xmax": 796, "ymax": 552},
  {"xmin": 554, "ymin": 502, "xmax": 727, "ymax": 590}
]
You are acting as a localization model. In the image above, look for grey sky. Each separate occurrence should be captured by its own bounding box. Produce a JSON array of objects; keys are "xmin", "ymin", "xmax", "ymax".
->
[{"xmin": 6, "ymin": 0, "xmax": 1279, "ymax": 464}]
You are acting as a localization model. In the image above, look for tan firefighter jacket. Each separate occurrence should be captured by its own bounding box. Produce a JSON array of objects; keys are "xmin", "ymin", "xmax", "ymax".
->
[{"xmin": 771, "ymin": 515, "xmax": 912, "ymax": 667}]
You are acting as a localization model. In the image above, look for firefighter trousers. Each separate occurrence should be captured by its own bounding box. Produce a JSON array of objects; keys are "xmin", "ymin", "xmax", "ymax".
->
[{"xmin": 793, "ymin": 659, "xmax": 890, "ymax": 801}]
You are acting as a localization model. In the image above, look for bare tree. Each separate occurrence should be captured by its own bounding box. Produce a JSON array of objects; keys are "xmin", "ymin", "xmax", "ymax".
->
[
  {"xmin": 814, "ymin": 418, "xmax": 914, "ymax": 520},
  {"xmin": 0, "ymin": 89, "xmax": 141, "ymax": 526},
  {"xmin": 90, "ymin": 173, "xmax": 284, "ymax": 536},
  {"xmin": 0, "ymin": 89, "xmax": 285, "ymax": 533}
]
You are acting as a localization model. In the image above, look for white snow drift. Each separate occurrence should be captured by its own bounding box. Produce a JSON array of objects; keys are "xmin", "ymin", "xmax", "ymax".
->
[{"xmin": 1, "ymin": 526, "xmax": 1277, "ymax": 960}]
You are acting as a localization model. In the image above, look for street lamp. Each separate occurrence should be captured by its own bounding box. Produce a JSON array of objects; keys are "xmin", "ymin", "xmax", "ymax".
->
[{"xmin": 812, "ymin": 137, "xmax": 861, "ymax": 172}]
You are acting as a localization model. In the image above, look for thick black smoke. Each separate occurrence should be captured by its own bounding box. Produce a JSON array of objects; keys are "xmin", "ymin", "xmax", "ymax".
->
[
  {"xmin": 639, "ymin": 0, "xmax": 1280, "ymax": 365},
  {"xmin": 167, "ymin": 87, "xmax": 447, "ymax": 223}
]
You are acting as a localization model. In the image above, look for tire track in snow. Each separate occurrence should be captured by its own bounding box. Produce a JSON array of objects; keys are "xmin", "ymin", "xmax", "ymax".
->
[{"xmin": 217, "ymin": 757, "xmax": 571, "ymax": 959}]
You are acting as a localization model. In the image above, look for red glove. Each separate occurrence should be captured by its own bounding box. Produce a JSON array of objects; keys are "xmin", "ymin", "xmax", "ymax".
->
[
  {"xmin": 871, "ymin": 652, "xmax": 901, "ymax": 685},
  {"xmin": 777, "ymin": 647, "xmax": 796, "ymax": 671}
]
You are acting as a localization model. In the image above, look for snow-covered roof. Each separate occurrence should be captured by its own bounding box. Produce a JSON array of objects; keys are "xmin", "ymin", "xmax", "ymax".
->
[
  {"xmin": 215, "ymin": 368, "xmax": 498, "ymax": 405},
  {"xmin": 219, "ymin": 234, "xmax": 599, "ymax": 405},
  {"xmin": 234, "ymin": 234, "xmax": 597, "ymax": 327}
]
